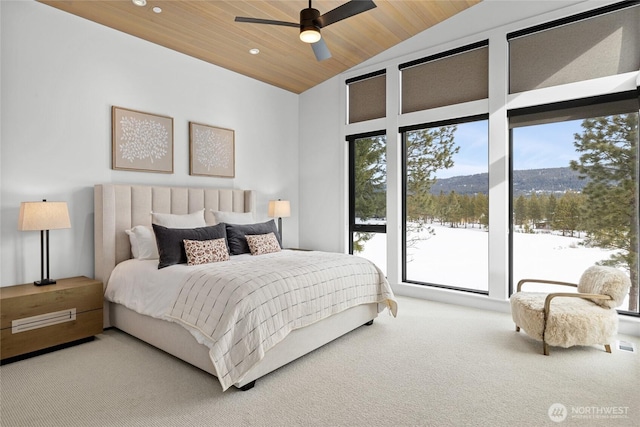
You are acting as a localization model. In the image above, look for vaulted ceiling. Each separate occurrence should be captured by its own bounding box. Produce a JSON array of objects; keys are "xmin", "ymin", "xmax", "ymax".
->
[{"xmin": 39, "ymin": 1, "xmax": 481, "ymax": 94}]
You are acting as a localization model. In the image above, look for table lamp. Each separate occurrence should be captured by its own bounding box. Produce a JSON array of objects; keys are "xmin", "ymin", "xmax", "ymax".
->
[
  {"xmin": 18, "ymin": 199, "xmax": 71, "ymax": 286},
  {"xmin": 268, "ymin": 199, "xmax": 291, "ymax": 242}
]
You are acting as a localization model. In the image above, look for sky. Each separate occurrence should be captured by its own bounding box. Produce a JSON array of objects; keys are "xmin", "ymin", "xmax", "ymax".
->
[{"xmin": 435, "ymin": 119, "xmax": 582, "ymax": 179}]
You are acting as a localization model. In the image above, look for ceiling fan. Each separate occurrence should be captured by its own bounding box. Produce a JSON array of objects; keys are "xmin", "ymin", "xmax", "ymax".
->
[{"xmin": 235, "ymin": 0, "xmax": 377, "ymax": 61}]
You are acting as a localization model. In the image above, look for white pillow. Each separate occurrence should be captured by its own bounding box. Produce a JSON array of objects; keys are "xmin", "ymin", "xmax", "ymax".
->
[
  {"xmin": 151, "ymin": 209, "xmax": 206, "ymax": 228},
  {"xmin": 212, "ymin": 210, "xmax": 255, "ymax": 225},
  {"xmin": 125, "ymin": 225, "xmax": 159, "ymax": 260}
]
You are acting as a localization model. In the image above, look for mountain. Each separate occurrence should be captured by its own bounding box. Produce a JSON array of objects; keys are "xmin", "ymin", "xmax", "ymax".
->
[{"xmin": 430, "ymin": 167, "xmax": 588, "ymax": 196}]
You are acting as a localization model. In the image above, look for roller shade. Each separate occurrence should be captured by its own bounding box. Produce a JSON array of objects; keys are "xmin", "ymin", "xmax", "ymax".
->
[
  {"xmin": 347, "ymin": 71, "xmax": 386, "ymax": 124},
  {"xmin": 508, "ymin": 2, "xmax": 640, "ymax": 94},
  {"xmin": 400, "ymin": 41, "xmax": 488, "ymax": 114}
]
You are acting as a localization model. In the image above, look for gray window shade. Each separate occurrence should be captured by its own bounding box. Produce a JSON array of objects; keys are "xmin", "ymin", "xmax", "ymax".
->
[
  {"xmin": 509, "ymin": 4, "xmax": 640, "ymax": 94},
  {"xmin": 509, "ymin": 96, "xmax": 639, "ymax": 128},
  {"xmin": 348, "ymin": 74, "xmax": 386, "ymax": 124},
  {"xmin": 401, "ymin": 45, "xmax": 488, "ymax": 114}
]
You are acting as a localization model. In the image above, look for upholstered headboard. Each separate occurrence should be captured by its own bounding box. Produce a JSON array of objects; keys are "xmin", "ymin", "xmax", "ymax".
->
[{"xmin": 94, "ymin": 184, "xmax": 255, "ymax": 287}]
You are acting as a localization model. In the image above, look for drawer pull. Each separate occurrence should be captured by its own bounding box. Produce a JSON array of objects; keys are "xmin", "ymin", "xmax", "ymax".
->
[{"xmin": 11, "ymin": 308, "xmax": 77, "ymax": 333}]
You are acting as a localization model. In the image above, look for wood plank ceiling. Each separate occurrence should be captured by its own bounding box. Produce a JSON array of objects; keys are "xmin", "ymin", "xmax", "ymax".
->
[{"xmin": 39, "ymin": 1, "xmax": 481, "ymax": 94}]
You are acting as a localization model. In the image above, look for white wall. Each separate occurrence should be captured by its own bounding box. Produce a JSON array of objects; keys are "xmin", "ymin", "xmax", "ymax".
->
[
  {"xmin": 0, "ymin": 0, "xmax": 299, "ymax": 286},
  {"xmin": 298, "ymin": 0, "xmax": 640, "ymax": 336}
]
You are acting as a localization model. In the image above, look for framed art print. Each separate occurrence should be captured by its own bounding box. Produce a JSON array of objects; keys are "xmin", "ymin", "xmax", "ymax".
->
[
  {"xmin": 189, "ymin": 122, "xmax": 235, "ymax": 178},
  {"xmin": 112, "ymin": 106, "xmax": 173, "ymax": 173}
]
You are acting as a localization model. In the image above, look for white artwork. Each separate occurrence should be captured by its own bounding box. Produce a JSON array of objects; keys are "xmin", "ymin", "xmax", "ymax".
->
[
  {"xmin": 112, "ymin": 107, "xmax": 173, "ymax": 173},
  {"xmin": 190, "ymin": 122, "xmax": 235, "ymax": 177}
]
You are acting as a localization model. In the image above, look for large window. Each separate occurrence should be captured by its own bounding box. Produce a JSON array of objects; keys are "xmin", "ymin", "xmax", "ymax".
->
[
  {"xmin": 510, "ymin": 94, "xmax": 640, "ymax": 314},
  {"xmin": 402, "ymin": 117, "xmax": 489, "ymax": 292},
  {"xmin": 348, "ymin": 132, "xmax": 387, "ymax": 274}
]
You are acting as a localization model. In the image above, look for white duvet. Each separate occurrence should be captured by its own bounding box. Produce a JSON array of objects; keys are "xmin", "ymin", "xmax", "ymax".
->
[{"xmin": 105, "ymin": 250, "xmax": 397, "ymax": 390}]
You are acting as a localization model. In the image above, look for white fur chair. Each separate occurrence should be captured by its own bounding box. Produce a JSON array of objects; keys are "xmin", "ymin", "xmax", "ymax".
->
[{"xmin": 510, "ymin": 265, "xmax": 631, "ymax": 355}]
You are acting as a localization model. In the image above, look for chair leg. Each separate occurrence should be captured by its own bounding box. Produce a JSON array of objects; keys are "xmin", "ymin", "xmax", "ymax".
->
[
  {"xmin": 543, "ymin": 341, "xmax": 549, "ymax": 356},
  {"xmin": 604, "ymin": 344, "xmax": 612, "ymax": 353},
  {"xmin": 515, "ymin": 325, "xmax": 520, "ymax": 332}
]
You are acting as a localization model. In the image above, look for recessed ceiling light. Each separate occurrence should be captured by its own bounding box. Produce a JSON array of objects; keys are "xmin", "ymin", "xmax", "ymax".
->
[
  {"xmin": 132, "ymin": 0, "xmax": 146, "ymax": 6},
  {"xmin": 152, "ymin": 6, "xmax": 162, "ymax": 13},
  {"xmin": 249, "ymin": 48, "xmax": 260, "ymax": 55}
]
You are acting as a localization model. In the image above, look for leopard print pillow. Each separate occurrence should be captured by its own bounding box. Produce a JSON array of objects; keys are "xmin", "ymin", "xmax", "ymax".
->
[
  {"xmin": 246, "ymin": 232, "xmax": 281, "ymax": 256},
  {"xmin": 183, "ymin": 238, "xmax": 229, "ymax": 265}
]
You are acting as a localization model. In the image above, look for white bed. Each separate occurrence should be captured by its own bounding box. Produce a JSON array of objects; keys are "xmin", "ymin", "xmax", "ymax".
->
[{"xmin": 95, "ymin": 184, "xmax": 396, "ymax": 391}]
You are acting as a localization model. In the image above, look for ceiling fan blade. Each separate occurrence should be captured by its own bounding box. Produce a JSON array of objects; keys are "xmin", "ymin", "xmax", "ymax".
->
[
  {"xmin": 317, "ymin": 0, "xmax": 376, "ymax": 28},
  {"xmin": 311, "ymin": 38, "xmax": 332, "ymax": 61},
  {"xmin": 234, "ymin": 17, "xmax": 298, "ymax": 28}
]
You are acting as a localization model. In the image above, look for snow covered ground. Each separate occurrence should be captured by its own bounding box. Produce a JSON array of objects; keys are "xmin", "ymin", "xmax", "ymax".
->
[{"xmin": 357, "ymin": 223, "xmax": 632, "ymax": 309}]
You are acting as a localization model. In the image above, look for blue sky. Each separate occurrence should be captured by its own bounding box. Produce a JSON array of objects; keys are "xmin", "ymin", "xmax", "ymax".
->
[{"xmin": 435, "ymin": 119, "xmax": 582, "ymax": 179}]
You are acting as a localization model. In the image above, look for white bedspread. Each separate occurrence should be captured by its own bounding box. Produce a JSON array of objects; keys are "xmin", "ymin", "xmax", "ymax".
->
[{"xmin": 105, "ymin": 250, "xmax": 396, "ymax": 390}]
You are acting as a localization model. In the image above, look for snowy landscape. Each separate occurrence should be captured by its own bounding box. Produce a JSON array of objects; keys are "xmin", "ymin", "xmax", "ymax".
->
[{"xmin": 357, "ymin": 223, "xmax": 630, "ymax": 308}]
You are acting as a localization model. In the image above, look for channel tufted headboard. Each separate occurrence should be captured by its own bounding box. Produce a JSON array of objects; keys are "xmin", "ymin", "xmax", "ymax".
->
[{"xmin": 94, "ymin": 184, "xmax": 255, "ymax": 288}]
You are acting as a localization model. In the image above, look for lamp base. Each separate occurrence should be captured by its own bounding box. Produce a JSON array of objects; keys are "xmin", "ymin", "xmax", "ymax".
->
[{"xmin": 34, "ymin": 278, "xmax": 57, "ymax": 286}]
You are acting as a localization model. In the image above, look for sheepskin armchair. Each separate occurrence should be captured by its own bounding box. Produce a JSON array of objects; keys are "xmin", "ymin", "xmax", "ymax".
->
[{"xmin": 510, "ymin": 265, "xmax": 631, "ymax": 355}]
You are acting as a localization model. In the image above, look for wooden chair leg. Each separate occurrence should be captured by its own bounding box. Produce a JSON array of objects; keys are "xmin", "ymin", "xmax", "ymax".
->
[
  {"xmin": 604, "ymin": 344, "xmax": 612, "ymax": 353},
  {"xmin": 515, "ymin": 325, "xmax": 520, "ymax": 332},
  {"xmin": 543, "ymin": 341, "xmax": 549, "ymax": 356}
]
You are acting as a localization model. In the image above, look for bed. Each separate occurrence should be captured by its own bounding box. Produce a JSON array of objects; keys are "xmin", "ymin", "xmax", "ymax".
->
[{"xmin": 95, "ymin": 183, "xmax": 396, "ymax": 391}]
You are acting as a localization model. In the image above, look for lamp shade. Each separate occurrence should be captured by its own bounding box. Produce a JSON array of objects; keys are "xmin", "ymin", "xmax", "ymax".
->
[
  {"xmin": 18, "ymin": 201, "xmax": 71, "ymax": 231},
  {"xmin": 268, "ymin": 200, "xmax": 291, "ymax": 218}
]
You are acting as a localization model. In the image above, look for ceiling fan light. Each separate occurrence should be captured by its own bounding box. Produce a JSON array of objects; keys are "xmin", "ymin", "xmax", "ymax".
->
[{"xmin": 300, "ymin": 28, "xmax": 321, "ymax": 44}]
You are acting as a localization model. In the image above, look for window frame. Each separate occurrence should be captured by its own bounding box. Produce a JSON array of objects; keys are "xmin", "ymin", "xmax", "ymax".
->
[
  {"xmin": 347, "ymin": 130, "xmax": 387, "ymax": 255},
  {"xmin": 507, "ymin": 90, "xmax": 640, "ymax": 316},
  {"xmin": 400, "ymin": 114, "xmax": 489, "ymax": 294}
]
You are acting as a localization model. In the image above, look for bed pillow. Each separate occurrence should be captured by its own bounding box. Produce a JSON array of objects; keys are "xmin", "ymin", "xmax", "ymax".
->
[
  {"xmin": 246, "ymin": 232, "xmax": 282, "ymax": 256},
  {"xmin": 211, "ymin": 210, "xmax": 255, "ymax": 225},
  {"xmin": 151, "ymin": 209, "xmax": 206, "ymax": 228},
  {"xmin": 183, "ymin": 238, "xmax": 230, "ymax": 265},
  {"xmin": 225, "ymin": 220, "xmax": 282, "ymax": 255},
  {"xmin": 152, "ymin": 223, "xmax": 227, "ymax": 269},
  {"xmin": 125, "ymin": 225, "xmax": 159, "ymax": 260}
]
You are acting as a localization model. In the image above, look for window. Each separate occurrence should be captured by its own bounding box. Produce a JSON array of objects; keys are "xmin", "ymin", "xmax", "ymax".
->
[
  {"xmin": 508, "ymin": 2, "xmax": 639, "ymax": 93},
  {"xmin": 510, "ymin": 94, "xmax": 640, "ymax": 315},
  {"xmin": 402, "ymin": 117, "xmax": 489, "ymax": 292},
  {"xmin": 347, "ymin": 71, "xmax": 386, "ymax": 124},
  {"xmin": 348, "ymin": 132, "xmax": 387, "ymax": 274},
  {"xmin": 400, "ymin": 41, "xmax": 488, "ymax": 113}
]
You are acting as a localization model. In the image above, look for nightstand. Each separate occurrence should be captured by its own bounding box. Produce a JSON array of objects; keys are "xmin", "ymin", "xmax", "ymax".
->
[{"xmin": 0, "ymin": 276, "xmax": 103, "ymax": 362}]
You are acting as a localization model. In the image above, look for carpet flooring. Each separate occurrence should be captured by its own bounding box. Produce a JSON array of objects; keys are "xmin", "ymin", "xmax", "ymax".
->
[{"xmin": 1, "ymin": 296, "xmax": 638, "ymax": 426}]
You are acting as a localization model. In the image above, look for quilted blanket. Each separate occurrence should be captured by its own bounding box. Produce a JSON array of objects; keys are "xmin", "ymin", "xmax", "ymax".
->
[{"xmin": 165, "ymin": 250, "xmax": 397, "ymax": 390}]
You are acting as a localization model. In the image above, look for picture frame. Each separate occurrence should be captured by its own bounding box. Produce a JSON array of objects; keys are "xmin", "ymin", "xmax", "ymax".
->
[
  {"xmin": 112, "ymin": 106, "xmax": 174, "ymax": 173},
  {"xmin": 189, "ymin": 122, "xmax": 235, "ymax": 178}
]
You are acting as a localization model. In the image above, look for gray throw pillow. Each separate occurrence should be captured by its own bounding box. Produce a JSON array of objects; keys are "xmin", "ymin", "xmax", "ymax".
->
[
  {"xmin": 152, "ymin": 223, "xmax": 228, "ymax": 269},
  {"xmin": 225, "ymin": 220, "xmax": 282, "ymax": 255}
]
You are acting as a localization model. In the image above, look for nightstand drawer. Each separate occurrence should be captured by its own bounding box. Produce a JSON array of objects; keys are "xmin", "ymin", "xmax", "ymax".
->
[
  {"xmin": 0, "ymin": 310, "xmax": 102, "ymax": 359},
  {"xmin": 0, "ymin": 276, "xmax": 103, "ymax": 361}
]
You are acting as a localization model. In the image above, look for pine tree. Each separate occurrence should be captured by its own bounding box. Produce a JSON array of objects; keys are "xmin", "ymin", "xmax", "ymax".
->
[
  {"xmin": 514, "ymin": 195, "xmax": 527, "ymax": 227},
  {"xmin": 406, "ymin": 126, "xmax": 459, "ymax": 235},
  {"xmin": 570, "ymin": 113, "xmax": 639, "ymax": 312},
  {"xmin": 353, "ymin": 136, "xmax": 386, "ymax": 252}
]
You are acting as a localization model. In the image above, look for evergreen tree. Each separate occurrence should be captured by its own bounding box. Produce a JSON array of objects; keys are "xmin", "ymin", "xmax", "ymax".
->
[
  {"xmin": 353, "ymin": 136, "xmax": 386, "ymax": 252},
  {"xmin": 514, "ymin": 195, "xmax": 527, "ymax": 227},
  {"xmin": 406, "ymin": 126, "xmax": 459, "ymax": 234},
  {"xmin": 528, "ymin": 193, "xmax": 542, "ymax": 229},
  {"xmin": 570, "ymin": 113, "xmax": 638, "ymax": 312}
]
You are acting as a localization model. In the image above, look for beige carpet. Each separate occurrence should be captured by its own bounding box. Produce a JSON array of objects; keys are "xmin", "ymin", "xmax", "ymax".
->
[{"xmin": 1, "ymin": 296, "xmax": 638, "ymax": 427}]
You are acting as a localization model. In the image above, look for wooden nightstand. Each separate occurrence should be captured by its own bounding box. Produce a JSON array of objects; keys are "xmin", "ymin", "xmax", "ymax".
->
[{"xmin": 0, "ymin": 276, "xmax": 103, "ymax": 362}]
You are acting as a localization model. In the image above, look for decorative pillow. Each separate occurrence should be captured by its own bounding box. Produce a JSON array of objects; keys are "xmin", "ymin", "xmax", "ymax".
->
[
  {"xmin": 246, "ymin": 233, "xmax": 282, "ymax": 256},
  {"xmin": 211, "ymin": 210, "xmax": 255, "ymax": 225},
  {"xmin": 225, "ymin": 220, "xmax": 282, "ymax": 255},
  {"xmin": 152, "ymin": 223, "xmax": 227, "ymax": 269},
  {"xmin": 577, "ymin": 265, "xmax": 631, "ymax": 308},
  {"xmin": 125, "ymin": 225, "xmax": 159, "ymax": 260},
  {"xmin": 183, "ymin": 238, "xmax": 229, "ymax": 265},
  {"xmin": 151, "ymin": 209, "xmax": 206, "ymax": 229}
]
